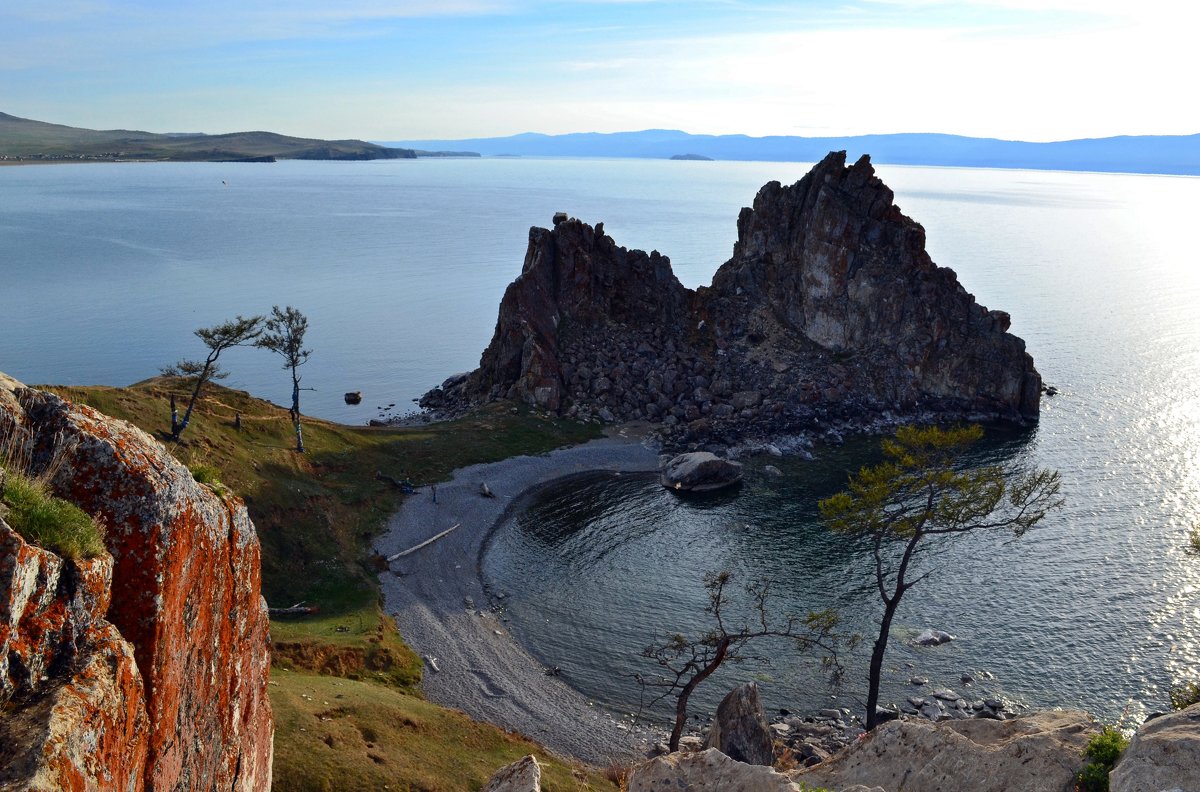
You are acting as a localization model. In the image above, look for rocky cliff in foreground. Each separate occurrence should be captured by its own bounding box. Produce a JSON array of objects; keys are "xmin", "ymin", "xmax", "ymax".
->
[
  {"xmin": 422, "ymin": 152, "xmax": 1040, "ymax": 442},
  {"xmin": 0, "ymin": 372, "xmax": 273, "ymax": 791}
]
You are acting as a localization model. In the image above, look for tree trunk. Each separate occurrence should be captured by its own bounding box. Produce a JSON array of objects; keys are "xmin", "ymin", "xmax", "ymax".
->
[
  {"xmin": 669, "ymin": 637, "xmax": 730, "ymax": 752},
  {"xmin": 173, "ymin": 364, "xmax": 212, "ymax": 441},
  {"xmin": 290, "ymin": 377, "xmax": 304, "ymax": 453},
  {"xmin": 865, "ymin": 597, "xmax": 900, "ymax": 730}
]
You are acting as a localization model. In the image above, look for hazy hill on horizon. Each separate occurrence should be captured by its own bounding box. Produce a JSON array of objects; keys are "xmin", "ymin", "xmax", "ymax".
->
[
  {"xmin": 384, "ymin": 129, "xmax": 1200, "ymax": 176},
  {"xmin": 0, "ymin": 111, "xmax": 415, "ymax": 162}
]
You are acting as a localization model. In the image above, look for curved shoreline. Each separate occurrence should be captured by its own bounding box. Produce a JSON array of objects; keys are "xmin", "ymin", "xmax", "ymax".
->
[{"xmin": 373, "ymin": 427, "xmax": 662, "ymax": 765}]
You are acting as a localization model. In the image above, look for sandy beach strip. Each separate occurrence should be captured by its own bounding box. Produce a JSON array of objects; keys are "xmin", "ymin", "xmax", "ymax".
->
[{"xmin": 374, "ymin": 427, "xmax": 663, "ymax": 765}]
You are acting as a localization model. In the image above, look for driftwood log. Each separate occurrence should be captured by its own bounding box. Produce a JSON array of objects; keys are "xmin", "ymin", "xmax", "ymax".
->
[
  {"xmin": 386, "ymin": 523, "xmax": 459, "ymax": 562},
  {"xmin": 268, "ymin": 601, "xmax": 318, "ymax": 617}
]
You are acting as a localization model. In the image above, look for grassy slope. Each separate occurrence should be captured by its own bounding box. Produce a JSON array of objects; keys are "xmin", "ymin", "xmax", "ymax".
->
[
  {"xmin": 0, "ymin": 111, "xmax": 414, "ymax": 160},
  {"xmin": 46, "ymin": 379, "xmax": 609, "ymax": 791}
]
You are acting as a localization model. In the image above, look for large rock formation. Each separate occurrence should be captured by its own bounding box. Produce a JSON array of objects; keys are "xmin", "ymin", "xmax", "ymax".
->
[
  {"xmin": 423, "ymin": 152, "xmax": 1040, "ymax": 442},
  {"xmin": 0, "ymin": 373, "xmax": 273, "ymax": 791},
  {"xmin": 790, "ymin": 710, "xmax": 1096, "ymax": 792},
  {"xmin": 1110, "ymin": 703, "xmax": 1200, "ymax": 792}
]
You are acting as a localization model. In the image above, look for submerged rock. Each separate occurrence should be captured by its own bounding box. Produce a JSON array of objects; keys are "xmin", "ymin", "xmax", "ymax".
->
[
  {"xmin": 423, "ymin": 152, "xmax": 1040, "ymax": 444},
  {"xmin": 661, "ymin": 452, "xmax": 744, "ymax": 492}
]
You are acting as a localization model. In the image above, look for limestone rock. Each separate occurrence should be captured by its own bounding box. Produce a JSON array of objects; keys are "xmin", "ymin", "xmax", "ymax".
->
[
  {"xmin": 1110, "ymin": 703, "xmax": 1200, "ymax": 792},
  {"xmin": 423, "ymin": 152, "xmax": 1040, "ymax": 442},
  {"xmin": 791, "ymin": 710, "xmax": 1096, "ymax": 792},
  {"xmin": 0, "ymin": 374, "xmax": 274, "ymax": 791},
  {"xmin": 482, "ymin": 754, "xmax": 541, "ymax": 792},
  {"xmin": 627, "ymin": 748, "xmax": 797, "ymax": 792},
  {"xmin": 661, "ymin": 452, "xmax": 744, "ymax": 492},
  {"xmin": 703, "ymin": 682, "xmax": 775, "ymax": 766}
]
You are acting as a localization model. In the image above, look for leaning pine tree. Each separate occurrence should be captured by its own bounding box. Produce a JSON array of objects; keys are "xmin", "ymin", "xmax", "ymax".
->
[
  {"xmin": 163, "ymin": 315, "xmax": 263, "ymax": 441},
  {"xmin": 256, "ymin": 305, "xmax": 311, "ymax": 453},
  {"xmin": 819, "ymin": 424, "xmax": 1062, "ymax": 730}
]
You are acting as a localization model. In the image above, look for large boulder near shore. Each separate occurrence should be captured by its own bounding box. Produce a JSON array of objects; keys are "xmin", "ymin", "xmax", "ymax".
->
[
  {"xmin": 1110, "ymin": 703, "xmax": 1200, "ymax": 792},
  {"xmin": 422, "ymin": 151, "xmax": 1040, "ymax": 444},
  {"xmin": 661, "ymin": 451, "xmax": 743, "ymax": 492},
  {"xmin": 791, "ymin": 710, "xmax": 1096, "ymax": 792},
  {"xmin": 0, "ymin": 372, "xmax": 273, "ymax": 791},
  {"xmin": 627, "ymin": 748, "xmax": 797, "ymax": 792},
  {"xmin": 704, "ymin": 682, "xmax": 775, "ymax": 765}
]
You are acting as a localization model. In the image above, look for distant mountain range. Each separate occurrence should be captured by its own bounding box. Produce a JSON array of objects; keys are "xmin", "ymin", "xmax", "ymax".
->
[
  {"xmin": 0, "ymin": 112, "xmax": 415, "ymax": 162},
  {"xmin": 383, "ymin": 129, "xmax": 1200, "ymax": 176}
]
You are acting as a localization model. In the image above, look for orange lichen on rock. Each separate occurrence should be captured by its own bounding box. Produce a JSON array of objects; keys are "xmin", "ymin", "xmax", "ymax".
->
[{"xmin": 0, "ymin": 372, "xmax": 273, "ymax": 791}]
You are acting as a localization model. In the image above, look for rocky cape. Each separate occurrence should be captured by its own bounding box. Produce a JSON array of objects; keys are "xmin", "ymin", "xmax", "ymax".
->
[
  {"xmin": 421, "ymin": 151, "xmax": 1040, "ymax": 445},
  {"xmin": 0, "ymin": 372, "xmax": 273, "ymax": 790}
]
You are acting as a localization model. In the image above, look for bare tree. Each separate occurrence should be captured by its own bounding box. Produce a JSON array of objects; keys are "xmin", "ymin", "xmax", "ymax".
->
[
  {"xmin": 256, "ymin": 306, "xmax": 311, "ymax": 452},
  {"xmin": 636, "ymin": 570, "xmax": 852, "ymax": 752},
  {"xmin": 163, "ymin": 315, "xmax": 263, "ymax": 441},
  {"xmin": 820, "ymin": 424, "xmax": 1062, "ymax": 729}
]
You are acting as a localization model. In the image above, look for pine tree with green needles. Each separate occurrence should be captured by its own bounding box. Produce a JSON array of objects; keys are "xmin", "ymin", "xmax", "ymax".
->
[
  {"xmin": 820, "ymin": 424, "xmax": 1062, "ymax": 730},
  {"xmin": 163, "ymin": 315, "xmax": 263, "ymax": 441}
]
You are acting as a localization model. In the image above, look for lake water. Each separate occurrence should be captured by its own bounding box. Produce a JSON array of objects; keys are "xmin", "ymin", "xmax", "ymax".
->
[{"xmin": 4, "ymin": 158, "xmax": 1199, "ymax": 723}]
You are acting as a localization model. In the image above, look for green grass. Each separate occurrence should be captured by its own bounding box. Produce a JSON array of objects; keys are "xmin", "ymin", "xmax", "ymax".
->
[
  {"xmin": 189, "ymin": 462, "xmax": 228, "ymax": 497},
  {"xmin": 47, "ymin": 378, "xmax": 604, "ymax": 789},
  {"xmin": 1, "ymin": 468, "xmax": 105, "ymax": 560},
  {"xmin": 271, "ymin": 669, "xmax": 613, "ymax": 792}
]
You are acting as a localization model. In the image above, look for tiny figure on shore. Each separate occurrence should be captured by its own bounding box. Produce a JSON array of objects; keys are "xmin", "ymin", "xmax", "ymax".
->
[{"xmin": 431, "ymin": 484, "xmax": 438, "ymax": 504}]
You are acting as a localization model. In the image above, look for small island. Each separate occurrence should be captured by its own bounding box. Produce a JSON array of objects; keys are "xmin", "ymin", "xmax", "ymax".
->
[{"xmin": 670, "ymin": 153, "xmax": 714, "ymax": 160}]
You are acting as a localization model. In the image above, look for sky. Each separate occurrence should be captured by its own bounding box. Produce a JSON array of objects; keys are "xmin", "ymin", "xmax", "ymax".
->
[{"xmin": 3, "ymin": 0, "xmax": 1197, "ymax": 142}]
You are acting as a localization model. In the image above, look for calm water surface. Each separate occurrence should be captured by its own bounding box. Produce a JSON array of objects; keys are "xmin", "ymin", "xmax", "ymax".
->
[{"xmin": 4, "ymin": 158, "xmax": 1199, "ymax": 722}]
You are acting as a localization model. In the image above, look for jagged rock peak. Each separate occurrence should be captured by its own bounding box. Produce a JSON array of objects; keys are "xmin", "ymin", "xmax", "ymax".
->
[{"xmin": 423, "ymin": 152, "xmax": 1040, "ymax": 441}]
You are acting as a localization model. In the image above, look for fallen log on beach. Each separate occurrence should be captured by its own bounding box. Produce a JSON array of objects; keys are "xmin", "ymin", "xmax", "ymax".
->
[{"xmin": 387, "ymin": 523, "xmax": 460, "ymax": 561}]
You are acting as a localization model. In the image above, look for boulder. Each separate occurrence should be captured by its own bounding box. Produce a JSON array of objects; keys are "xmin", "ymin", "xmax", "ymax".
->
[
  {"xmin": 914, "ymin": 629, "xmax": 955, "ymax": 646},
  {"xmin": 627, "ymin": 748, "xmax": 797, "ymax": 792},
  {"xmin": 1110, "ymin": 703, "xmax": 1200, "ymax": 792},
  {"xmin": 703, "ymin": 682, "xmax": 775, "ymax": 766},
  {"xmin": 791, "ymin": 710, "xmax": 1096, "ymax": 792},
  {"xmin": 661, "ymin": 452, "xmax": 743, "ymax": 492},
  {"xmin": 483, "ymin": 754, "xmax": 541, "ymax": 792},
  {"xmin": 0, "ymin": 374, "xmax": 273, "ymax": 791}
]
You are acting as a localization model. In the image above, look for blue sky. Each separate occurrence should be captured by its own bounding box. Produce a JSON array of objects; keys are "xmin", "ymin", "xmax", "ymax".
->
[{"xmin": 3, "ymin": 0, "xmax": 1196, "ymax": 141}]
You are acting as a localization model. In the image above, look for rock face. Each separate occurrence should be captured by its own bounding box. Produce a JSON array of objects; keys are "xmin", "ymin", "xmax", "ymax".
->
[
  {"xmin": 0, "ymin": 521, "xmax": 148, "ymax": 791},
  {"xmin": 627, "ymin": 748, "xmax": 797, "ymax": 792},
  {"xmin": 703, "ymin": 682, "xmax": 775, "ymax": 765},
  {"xmin": 1110, "ymin": 703, "xmax": 1200, "ymax": 792},
  {"xmin": 661, "ymin": 452, "xmax": 743, "ymax": 492},
  {"xmin": 0, "ymin": 373, "xmax": 273, "ymax": 791},
  {"xmin": 791, "ymin": 710, "xmax": 1096, "ymax": 792},
  {"xmin": 422, "ymin": 152, "xmax": 1040, "ymax": 442}
]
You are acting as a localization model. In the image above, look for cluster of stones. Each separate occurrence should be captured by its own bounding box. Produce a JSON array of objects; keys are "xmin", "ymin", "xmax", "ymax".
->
[
  {"xmin": 901, "ymin": 688, "xmax": 1011, "ymax": 722},
  {"xmin": 421, "ymin": 151, "xmax": 1041, "ymax": 446}
]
